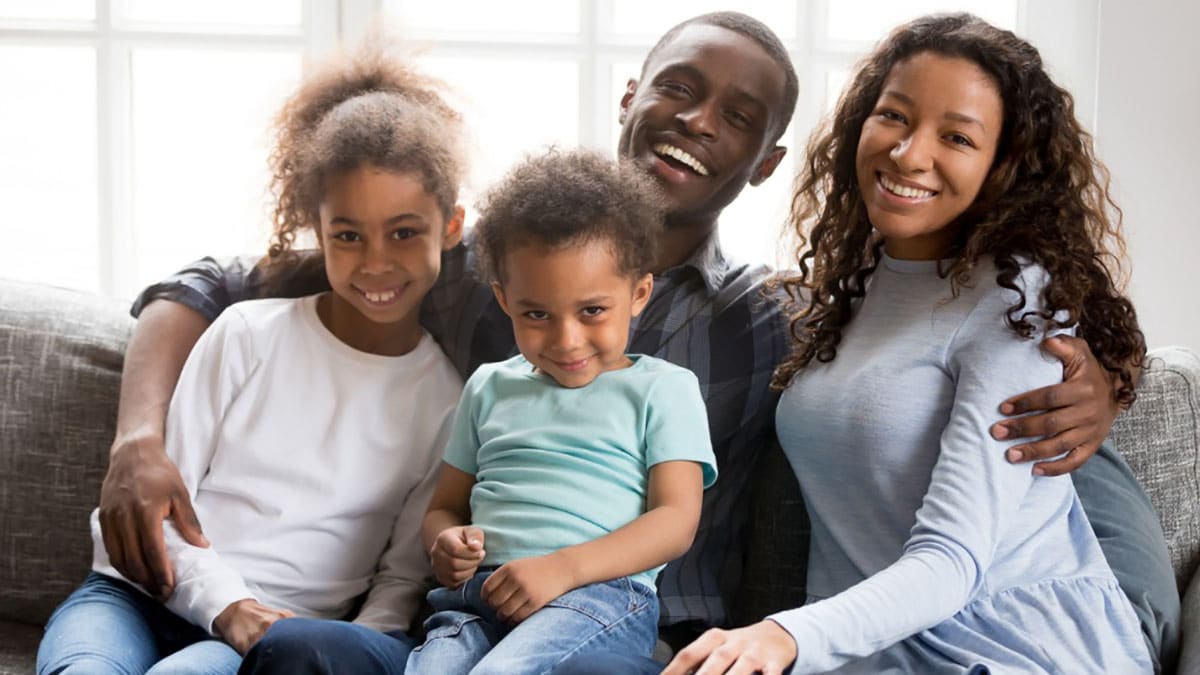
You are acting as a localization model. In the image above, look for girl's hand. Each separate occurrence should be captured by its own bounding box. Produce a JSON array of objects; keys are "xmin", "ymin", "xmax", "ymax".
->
[
  {"xmin": 481, "ymin": 553, "xmax": 575, "ymax": 623},
  {"xmin": 430, "ymin": 525, "xmax": 486, "ymax": 588},
  {"xmin": 990, "ymin": 335, "xmax": 1120, "ymax": 476},
  {"xmin": 663, "ymin": 621, "xmax": 798, "ymax": 675},
  {"xmin": 213, "ymin": 599, "xmax": 294, "ymax": 655}
]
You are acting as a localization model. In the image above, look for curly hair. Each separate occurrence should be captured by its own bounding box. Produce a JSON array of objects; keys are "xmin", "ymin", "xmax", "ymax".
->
[
  {"xmin": 643, "ymin": 11, "xmax": 798, "ymax": 143},
  {"xmin": 264, "ymin": 37, "xmax": 465, "ymax": 280},
  {"xmin": 772, "ymin": 13, "xmax": 1145, "ymax": 405},
  {"xmin": 473, "ymin": 148, "xmax": 664, "ymax": 284}
]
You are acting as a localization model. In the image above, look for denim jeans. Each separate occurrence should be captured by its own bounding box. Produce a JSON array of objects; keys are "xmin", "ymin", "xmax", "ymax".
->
[
  {"xmin": 239, "ymin": 617, "xmax": 415, "ymax": 675},
  {"xmin": 37, "ymin": 572, "xmax": 241, "ymax": 675},
  {"xmin": 406, "ymin": 570, "xmax": 659, "ymax": 675}
]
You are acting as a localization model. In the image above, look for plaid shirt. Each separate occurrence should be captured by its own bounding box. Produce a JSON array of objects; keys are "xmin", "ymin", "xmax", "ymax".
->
[{"xmin": 132, "ymin": 233, "xmax": 790, "ymax": 630}]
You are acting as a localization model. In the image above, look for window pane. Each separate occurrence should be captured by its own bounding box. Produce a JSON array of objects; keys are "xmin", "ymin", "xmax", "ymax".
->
[
  {"xmin": 387, "ymin": 0, "xmax": 578, "ymax": 35},
  {"xmin": 611, "ymin": 1, "xmax": 796, "ymax": 40},
  {"xmin": 0, "ymin": 46, "xmax": 98, "ymax": 290},
  {"xmin": 0, "ymin": 0, "xmax": 93, "ymax": 21},
  {"xmin": 827, "ymin": 0, "xmax": 1018, "ymax": 43},
  {"xmin": 119, "ymin": 0, "xmax": 301, "ymax": 28},
  {"xmin": 129, "ymin": 48, "xmax": 301, "ymax": 298},
  {"xmin": 826, "ymin": 67, "xmax": 851, "ymax": 111},
  {"xmin": 418, "ymin": 56, "xmax": 579, "ymax": 200},
  {"xmin": 718, "ymin": 130, "xmax": 795, "ymax": 269}
]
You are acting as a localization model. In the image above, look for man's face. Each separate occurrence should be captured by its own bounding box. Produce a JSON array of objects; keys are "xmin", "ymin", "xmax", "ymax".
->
[{"xmin": 618, "ymin": 24, "xmax": 788, "ymax": 230}]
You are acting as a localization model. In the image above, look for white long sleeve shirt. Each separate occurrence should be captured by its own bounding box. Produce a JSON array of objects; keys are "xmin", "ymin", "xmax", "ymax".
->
[{"xmin": 92, "ymin": 294, "xmax": 461, "ymax": 634}]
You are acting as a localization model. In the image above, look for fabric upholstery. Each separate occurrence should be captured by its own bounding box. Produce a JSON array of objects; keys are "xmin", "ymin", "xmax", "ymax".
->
[{"xmin": 0, "ymin": 278, "xmax": 130, "ymax": 631}]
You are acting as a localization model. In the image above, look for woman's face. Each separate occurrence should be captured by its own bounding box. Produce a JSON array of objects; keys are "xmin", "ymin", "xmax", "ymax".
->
[{"xmin": 855, "ymin": 52, "xmax": 1003, "ymax": 260}]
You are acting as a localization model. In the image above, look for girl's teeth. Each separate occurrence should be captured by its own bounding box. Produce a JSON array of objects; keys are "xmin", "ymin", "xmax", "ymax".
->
[
  {"xmin": 364, "ymin": 290, "xmax": 396, "ymax": 303},
  {"xmin": 880, "ymin": 174, "xmax": 934, "ymax": 199}
]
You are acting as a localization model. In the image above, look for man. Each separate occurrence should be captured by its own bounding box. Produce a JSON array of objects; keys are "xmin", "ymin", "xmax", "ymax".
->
[{"xmin": 98, "ymin": 12, "xmax": 1175, "ymax": 673}]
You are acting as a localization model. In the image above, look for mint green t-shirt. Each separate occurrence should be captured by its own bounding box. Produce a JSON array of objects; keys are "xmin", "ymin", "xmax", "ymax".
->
[{"xmin": 442, "ymin": 354, "xmax": 717, "ymax": 590}]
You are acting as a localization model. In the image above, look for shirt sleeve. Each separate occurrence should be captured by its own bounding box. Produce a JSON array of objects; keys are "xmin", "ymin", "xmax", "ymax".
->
[
  {"xmin": 644, "ymin": 367, "xmax": 718, "ymax": 488},
  {"xmin": 769, "ymin": 268, "xmax": 1071, "ymax": 672},
  {"xmin": 158, "ymin": 305, "xmax": 262, "ymax": 634},
  {"xmin": 353, "ymin": 406, "xmax": 455, "ymax": 633},
  {"xmin": 440, "ymin": 368, "xmax": 487, "ymax": 476},
  {"xmin": 129, "ymin": 253, "xmax": 330, "ymax": 321}
]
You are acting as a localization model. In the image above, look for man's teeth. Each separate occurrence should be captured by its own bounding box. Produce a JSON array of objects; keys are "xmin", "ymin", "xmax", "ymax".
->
[
  {"xmin": 880, "ymin": 174, "xmax": 935, "ymax": 199},
  {"xmin": 362, "ymin": 289, "xmax": 397, "ymax": 303},
  {"xmin": 653, "ymin": 143, "xmax": 710, "ymax": 176}
]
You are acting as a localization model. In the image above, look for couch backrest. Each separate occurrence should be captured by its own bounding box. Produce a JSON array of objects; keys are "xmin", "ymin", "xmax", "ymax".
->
[
  {"xmin": 0, "ymin": 278, "xmax": 131, "ymax": 625},
  {"xmin": 1111, "ymin": 346, "xmax": 1200, "ymax": 591}
]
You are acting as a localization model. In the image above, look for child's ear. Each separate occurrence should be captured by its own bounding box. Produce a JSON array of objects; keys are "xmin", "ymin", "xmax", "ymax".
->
[
  {"xmin": 619, "ymin": 79, "xmax": 638, "ymax": 126},
  {"xmin": 630, "ymin": 273, "xmax": 654, "ymax": 317},
  {"xmin": 749, "ymin": 145, "xmax": 787, "ymax": 186},
  {"xmin": 443, "ymin": 205, "xmax": 466, "ymax": 250},
  {"xmin": 491, "ymin": 282, "xmax": 511, "ymax": 317}
]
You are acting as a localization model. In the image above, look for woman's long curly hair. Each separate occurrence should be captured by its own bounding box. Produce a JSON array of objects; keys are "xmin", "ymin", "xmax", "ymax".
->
[
  {"xmin": 772, "ymin": 13, "xmax": 1144, "ymax": 405},
  {"xmin": 263, "ymin": 36, "xmax": 465, "ymax": 285}
]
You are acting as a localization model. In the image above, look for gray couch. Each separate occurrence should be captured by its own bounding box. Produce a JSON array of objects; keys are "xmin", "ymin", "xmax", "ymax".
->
[{"xmin": 2, "ymin": 277, "xmax": 1199, "ymax": 674}]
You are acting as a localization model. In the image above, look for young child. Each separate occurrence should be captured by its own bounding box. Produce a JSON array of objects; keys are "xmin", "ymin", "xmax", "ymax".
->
[
  {"xmin": 405, "ymin": 149, "xmax": 718, "ymax": 674},
  {"xmin": 37, "ymin": 45, "xmax": 467, "ymax": 675},
  {"xmin": 667, "ymin": 13, "xmax": 1154, "ymax": 674}
]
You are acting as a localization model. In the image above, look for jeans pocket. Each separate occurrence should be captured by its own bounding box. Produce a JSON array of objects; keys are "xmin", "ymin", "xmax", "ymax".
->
[{"xmin": 545, "ymin": 577, "xmax": 657, "ymax": 627}]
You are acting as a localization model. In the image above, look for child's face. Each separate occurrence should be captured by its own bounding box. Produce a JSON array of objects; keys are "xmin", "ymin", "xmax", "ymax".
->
[
  {"xmin": 618, "ymin": 24, "xmax": 788, "ymax": 229},
  {"xmin": 318, "ymin": 166, "xmax": 462, "ymax": 341},
  {"xmin": 855, "ymin": 52, "xmax": 1003, "ymax": 260},
  {"xmin": 492, "ymin": 241, "xmax": 653, "ymax": 389}
]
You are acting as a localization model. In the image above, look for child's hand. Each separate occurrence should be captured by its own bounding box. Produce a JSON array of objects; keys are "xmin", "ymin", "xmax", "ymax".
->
[
  {"xmin": 431, "ymin": 525, "xmax": 486, "ymax": 588},
  {"xmin": 213, "ymin": 599, "xmax": 295, "ymax": 655},
  {"xmin": 481, "ymin": 552, "xmax": 575, "ymax": 623}
]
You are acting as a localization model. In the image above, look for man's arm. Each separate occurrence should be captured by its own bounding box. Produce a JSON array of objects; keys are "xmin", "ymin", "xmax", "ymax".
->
[
  {"xmin": 99, "ymin": 300, "xmax": 212, "ymax": 598},
  {"xmin": 990, "ymin": 335, "xmax": 1128, "ymax": 476}
]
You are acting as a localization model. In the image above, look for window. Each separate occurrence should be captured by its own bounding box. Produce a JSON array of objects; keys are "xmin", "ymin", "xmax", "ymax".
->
[
  {"xmin": 9, "ymin": 0, "xmax": 1093, "ymax": 300},
  {"xmin": 0, "ymin": 0, "xmax": 328, "ymax": 298}
]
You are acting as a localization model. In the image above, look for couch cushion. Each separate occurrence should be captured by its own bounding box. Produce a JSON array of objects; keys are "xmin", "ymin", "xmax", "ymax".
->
[
  {"xmin": 1110, "ymin": 346, "xmax": 1200, "ymax": 591},
  {"xmin": 0, "ymin": 278, "xmax": 131, "ymax": 626}
]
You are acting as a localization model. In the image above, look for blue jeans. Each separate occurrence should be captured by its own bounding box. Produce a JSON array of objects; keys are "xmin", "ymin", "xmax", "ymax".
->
[
  {"xmin": 239, "ymin": 617, "xmax": 415, "ymax": 674},
  {"xmin": 37, "ymin": 572, "xmax": 241, "ymax": 675},
  {"xmin": 407, "ymin": 570, "xmax": 659, "ymax": 674}
]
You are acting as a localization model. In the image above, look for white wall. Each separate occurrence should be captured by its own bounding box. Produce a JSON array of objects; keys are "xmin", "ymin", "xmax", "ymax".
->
[{"xmin": 1093, "ymin": 0, "xmax": 1200, "ymax": 354}]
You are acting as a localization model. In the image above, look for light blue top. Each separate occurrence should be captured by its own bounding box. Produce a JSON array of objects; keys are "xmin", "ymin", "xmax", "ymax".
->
[
  {"xmin": 772, "ymin": 255, "xmax": 1152, "ymax": 673},
  {"xmin": 443, "ymin": 353, "xmax": 718, "ymax": 591}
]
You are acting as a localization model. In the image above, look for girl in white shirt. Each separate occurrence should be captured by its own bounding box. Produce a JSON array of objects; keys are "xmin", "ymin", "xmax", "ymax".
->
[{"xmin": 38, "ymin": 41, "xmax": 467, "ymax": 675}]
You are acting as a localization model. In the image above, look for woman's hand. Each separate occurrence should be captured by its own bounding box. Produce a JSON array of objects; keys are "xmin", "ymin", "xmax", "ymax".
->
[
  {"xmin": 990, "ymin": 335, "xmax": 1121, "ymax": 476},
  {"xmin": 213, "ymin": 599, "xmax": 295, "ymax": 655},
  {"xmin": 663, "ymin": 621, "xmax": 798, "ymax": 675}
]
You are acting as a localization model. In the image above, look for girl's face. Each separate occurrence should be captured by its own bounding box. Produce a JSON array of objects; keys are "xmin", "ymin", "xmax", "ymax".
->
[
  {"xmin": 492, "ymin": 240, "xmax": 653, "ymax": 389},
  {"xmin": 318, "ymin": 166, "xmax": 462, "ymax": 354},
  {"xmin": 855, "ymin": 52, "xmax": 1003, "ymax": 260}
]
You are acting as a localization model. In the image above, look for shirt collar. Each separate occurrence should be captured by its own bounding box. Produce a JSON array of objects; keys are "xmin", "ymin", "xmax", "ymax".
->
[{"xmin": 661, "ymin": 233, "xmax": 729, "ymax": 297}]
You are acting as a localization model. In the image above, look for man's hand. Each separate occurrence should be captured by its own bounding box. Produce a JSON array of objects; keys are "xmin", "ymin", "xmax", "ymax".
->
[
  {"xmin": 990, "ymin": 335, "xmax": 1121, "ymax": 476},
  {"xmin": 663, "ymin": 621, "xmax": 798, "ymax": 675},
  {"xmin": 98, "ymin": 432, "xmax": 208, "ymax": 598},
  {"xmin": 430, "ymin": 525, "xmax": 485, "ymax": 589},
  {"xmin": 213, "ymin": 599, "xmax": 295, "ymax": 656},
  {"xmin": 481, "ymin": 553, "xmax": 575, "ymax": 624}
]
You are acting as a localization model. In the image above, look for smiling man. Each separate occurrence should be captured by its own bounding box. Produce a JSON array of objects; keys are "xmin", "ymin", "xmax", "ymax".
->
[{"xmin": 95, "ymin": 12, "xmax": 1166, "ymax": 674}]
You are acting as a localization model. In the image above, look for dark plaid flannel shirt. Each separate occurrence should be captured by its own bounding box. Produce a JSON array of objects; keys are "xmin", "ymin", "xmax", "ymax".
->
[{"xmin": 131, "ymin": 233, "xmax": 791, "ymax": 630}]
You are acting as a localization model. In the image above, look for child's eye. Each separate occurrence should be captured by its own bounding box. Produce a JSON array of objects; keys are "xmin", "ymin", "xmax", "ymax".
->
[
  {"xmin": 332, "ymin": 231, "xmax": 360, "ymax": 243},
  {"xmin": 392, "ymin": 228, "xmax": 417, "ymax": 240},
  {"xmin": 523, "ymin": 310, "xmax": 549, "ymax": 321},
  {"xmin": 581, "ymin": 306, "xmax": 606, "ymax": 318}
]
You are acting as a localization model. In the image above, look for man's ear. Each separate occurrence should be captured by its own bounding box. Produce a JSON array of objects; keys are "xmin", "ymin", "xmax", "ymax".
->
[
  {"xmin": 491, "ymin": 282, "xmax": 511, "ymax": 317},
  {"xmin": 619, "ymin": 78, "xmax": 638, "ymax": 125},
  {"xmin": 749, "ymin": 146, "xmax": 787, "ymax": 187},
  {"xmin": 630, "ymin": 273, "xmax": 654, "ymax": 317},
  {"xmin": 443, "ymin": 205, "xmax": 466, "ymax": 250}
]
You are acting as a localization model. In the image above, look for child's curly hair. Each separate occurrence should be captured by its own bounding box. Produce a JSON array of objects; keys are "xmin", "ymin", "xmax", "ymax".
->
[
  {"xmin": 265, "ymin": 37, "xmax": 465, "ymax": 277},
  {"xmin": 473, "ymin": 148, "xmax": 664, "ymax": 284},
  {"xmin": 773, "ymin": 13, "xmax": 1145, "ymax": 404}
]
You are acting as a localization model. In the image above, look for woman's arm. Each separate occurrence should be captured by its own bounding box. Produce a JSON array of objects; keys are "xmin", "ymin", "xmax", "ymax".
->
[{"xmin": 481, "ymin": 459, "xmax": 705, "ymax": 623}]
